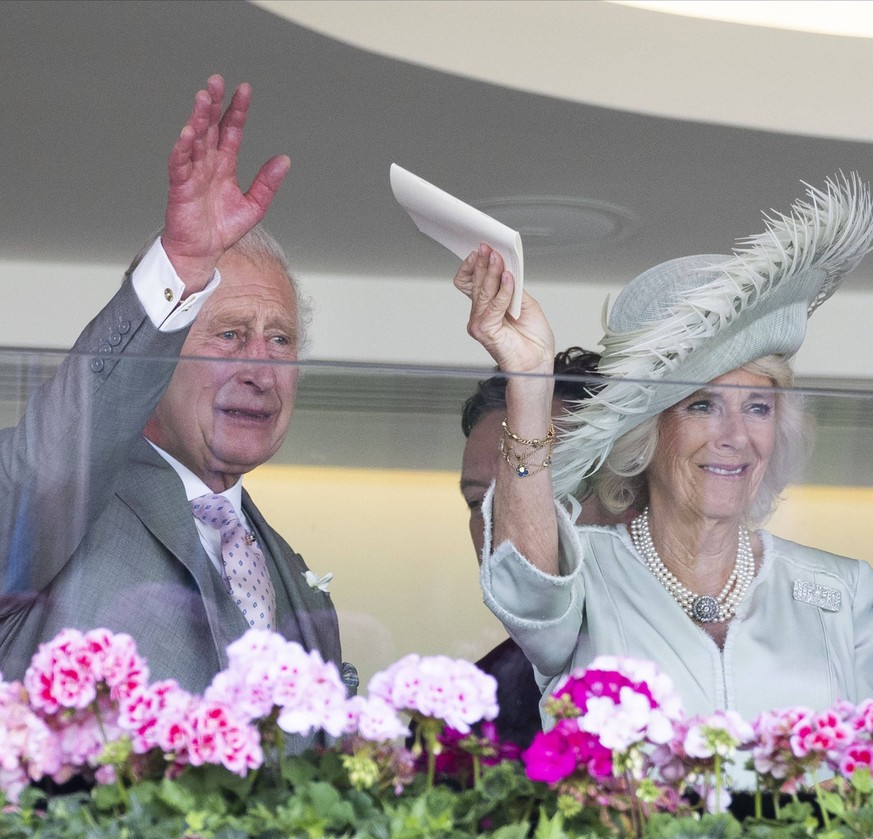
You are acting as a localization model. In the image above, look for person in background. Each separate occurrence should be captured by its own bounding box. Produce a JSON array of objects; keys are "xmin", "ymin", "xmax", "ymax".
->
[
  {"xmin": 461, "ymin": 347, "xmax": 634, "ymax": 748},
  {"xmin": 0, "ymin": 77, "xmax": 351, "ymax": 731}
]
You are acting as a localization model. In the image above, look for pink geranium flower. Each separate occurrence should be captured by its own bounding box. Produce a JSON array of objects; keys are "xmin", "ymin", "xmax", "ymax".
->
[
  {"xmin": 368, "ymin": 654, "xmax": 498, "ymax": 734},
  {"xmin": 186, "ymin": 700, "xmax": 263, "ymax": 776},
  {"xmin": 0, "ymin": 679, "xmax": 62, "ymax": 803},
  {"xmin": 24, "ymin": 629, "xmax": 99, "ymax": 714},
  {"xmin": 206, "ymin": 629, "xmax": 350, "ymax": 738},
  {"xmin": 751, "ymin": 706, "xmax": 817, "ymax": 792},
  {"xmin": 790, "ymin": 708, "xmax": 854, "ymax": 765},
  {"xmin": 118, "ymin": 679, "xmax": 195, "ymax": 755},
  {"xmin": 23, "ymin": 628, "xmax": 148, "ymax": 715},
  {"xmin": 345, "ymin": 695, "xmax": 409, "ymax": 742}
]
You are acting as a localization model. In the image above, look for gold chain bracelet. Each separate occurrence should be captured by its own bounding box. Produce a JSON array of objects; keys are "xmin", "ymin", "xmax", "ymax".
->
[{"xmin": 500, "ymin": 418, "xmax": 555, "ymax": 478}]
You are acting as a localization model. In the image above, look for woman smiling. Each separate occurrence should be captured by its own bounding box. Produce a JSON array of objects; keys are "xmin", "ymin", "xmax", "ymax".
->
[{"xmin": 453, "ymin": 174, "xmax": 873, "ymax": 730}]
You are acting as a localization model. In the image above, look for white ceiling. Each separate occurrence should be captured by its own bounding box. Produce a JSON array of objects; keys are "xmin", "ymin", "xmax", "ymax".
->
[{"xmin": 3, "ymin": 0, "xmax": 873, "ymax": 377}]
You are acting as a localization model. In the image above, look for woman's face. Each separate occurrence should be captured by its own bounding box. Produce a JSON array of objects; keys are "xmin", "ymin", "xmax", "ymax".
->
[{"xmin": 646, "ymin": 368, "xmax": 777, "ymax": 523}]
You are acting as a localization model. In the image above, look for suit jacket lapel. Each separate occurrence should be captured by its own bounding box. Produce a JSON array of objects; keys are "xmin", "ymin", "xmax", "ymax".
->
[
  {"xmin": 242, "ymin": 490, "xmax": 341, "ymax": 665},
  {"xmin": 117, "ymin": 439, "xmax": 248, "ymax": 670}
]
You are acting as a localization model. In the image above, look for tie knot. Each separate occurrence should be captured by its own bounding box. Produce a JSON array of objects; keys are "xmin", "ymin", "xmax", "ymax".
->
[{"xmin": 190, "ymin": 494, "xmax": 239, "ymax": 533}]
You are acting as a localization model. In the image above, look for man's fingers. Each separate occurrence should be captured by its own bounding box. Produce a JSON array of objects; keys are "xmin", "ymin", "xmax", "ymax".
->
[
  {"xmin": 245, "ymin": 155, "xmax": 291, "ymax": 215},
  {"xmin": 476, "ymin": 271, "xmax": 515, "ymax": 326},
  {"xmin": 167, "ymin": 124, "xmax": 196, "ymax": 187},
  {"xmin": 206, "ymin": 75, "xmax": 225, "ymax": 113},
  {"xmin": 217, "ymin": 82, "xmax": 252, "ymax": 155},
  {"xmin": 188, "ymin": 88, "xmax": 214, "ymax": 164},
  {"xmin": 204, "ymin": 75, "xmax": 225, "ymax": 150}
]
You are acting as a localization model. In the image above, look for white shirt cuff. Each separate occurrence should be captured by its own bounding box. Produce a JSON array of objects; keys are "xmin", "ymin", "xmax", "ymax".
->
[{"xmin": 131, "ymin": 239, "xmax": 220, "ymax": 331}]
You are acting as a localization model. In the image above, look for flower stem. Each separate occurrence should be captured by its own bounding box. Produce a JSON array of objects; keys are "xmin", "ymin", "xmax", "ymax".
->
[
  {"xmin": 714, "ymin": 754, "xmax": 723, "ymax": 815},
  {"xmin": 625, "ymin": 769, "xmax": 643, "ymax": 838},
  {"xmin": 812, "ymin": 773, "xmax": 832, "ymax": 831}
]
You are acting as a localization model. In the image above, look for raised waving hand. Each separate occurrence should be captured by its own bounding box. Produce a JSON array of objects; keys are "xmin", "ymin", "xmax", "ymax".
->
[{"xmin": 162, "ymin": 74, "xmax": 291, "ymax": 291}]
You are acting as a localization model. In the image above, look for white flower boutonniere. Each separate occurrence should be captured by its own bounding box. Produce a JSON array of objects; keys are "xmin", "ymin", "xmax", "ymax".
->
[{"xmin": 303, "ymin": 570, "xmax": 334, "ymax": 593}]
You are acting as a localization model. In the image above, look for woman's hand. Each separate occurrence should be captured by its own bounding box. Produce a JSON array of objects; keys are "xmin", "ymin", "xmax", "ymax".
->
[
  {"xmin": 454, "ymin": 245, "xmax": 555, "ymax": 375},
  {"xmin": 455, "ymin": 244, "xmax": 560, "ymax": 575}
]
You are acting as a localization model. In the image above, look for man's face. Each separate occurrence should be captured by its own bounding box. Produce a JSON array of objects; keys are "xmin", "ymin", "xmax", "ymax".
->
[
  {"xmin": 460, "ymin": 404, "xmax": 637, "ymax": 563},
  {"xmin": 460, "ymin": 410, "xmax": 504, "ymax": 563},
  {"xmin": 145, "ymin": 249, "xmax": 299, "ymax": 492}
]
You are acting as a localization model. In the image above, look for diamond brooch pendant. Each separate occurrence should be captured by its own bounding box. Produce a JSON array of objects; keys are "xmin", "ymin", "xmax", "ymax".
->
[{"xmin": 692, "ymin": 595, "xmax": 720, "ymax": 623}]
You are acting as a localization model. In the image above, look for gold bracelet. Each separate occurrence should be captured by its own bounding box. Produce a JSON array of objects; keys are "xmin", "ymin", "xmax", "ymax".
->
[
  {"xmin": 500, "ymin": 418, "xmax": 555, "ymax": 478},
  {"xmin": 501, "ymin": 418, "xmax": 555, "ymax": 448}
]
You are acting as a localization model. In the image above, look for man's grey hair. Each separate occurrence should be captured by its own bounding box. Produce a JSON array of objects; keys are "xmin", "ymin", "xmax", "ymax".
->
[{"xmin": 125, "ymin": 225, "xmax": 312, "ymax": 353}]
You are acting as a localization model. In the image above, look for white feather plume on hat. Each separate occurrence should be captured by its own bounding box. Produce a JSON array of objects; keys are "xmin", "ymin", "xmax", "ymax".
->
[{"xmin": 551, "ymin": 173, "xmax": 873, "ymax": 499}]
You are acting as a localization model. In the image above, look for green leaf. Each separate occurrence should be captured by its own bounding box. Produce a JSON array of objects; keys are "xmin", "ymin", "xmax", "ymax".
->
[
  {"xmin": 851, "ymin": 767, "xmax": 873, "ymax": 794},
  {"xmin": 489, "ymin": 825, "xmax": 534, "ymax": 839},
  {"xmin": 91, "ymin": 782, "xmax": 126, "ymax": 812},
  {"xmin": 817, "ymin": 789, "xmax": 847, "ymax": 818},
  {"xmin": 157, "ymin": 777, "xmax": 197, "ymax": 813},
  {"xmin": 533, "ymin": 807, "xmax": 566, "ymax": 839}
]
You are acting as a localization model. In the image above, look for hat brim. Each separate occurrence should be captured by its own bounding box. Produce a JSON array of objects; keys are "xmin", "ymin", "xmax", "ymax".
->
[{"xmin": 552, "ymin": 174, "xmax": 873, "ymax": 498}]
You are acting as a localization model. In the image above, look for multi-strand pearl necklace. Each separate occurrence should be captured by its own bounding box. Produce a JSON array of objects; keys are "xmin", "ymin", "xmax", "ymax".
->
[{"xmin": 629, "ymin": 507, "xmax": 755, "ymax": 623}]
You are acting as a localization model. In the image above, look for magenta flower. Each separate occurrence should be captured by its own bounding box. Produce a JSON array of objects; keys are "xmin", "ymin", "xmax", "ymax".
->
[
  {"xmin": 525, "ymin": 656, "xmax": 684, "ymax": 789},
  {"xmin": 790, "ymin": 708, "xmax": 854, "ymax": 764},
  {"xmin": 24, "ymin": 628, "xmax": 100, "ymax": 714},
  {"xmin": 839, "ymin": 742, "xmax": 873, "ymax": 778},
  {"xmin": 81, "ymin": 628, "xmax": 149, "ymax": 703},
  {"xmin": 524, "ymin": 721, "xmax": 596, "ymax": 784},
  {"xmin": 427, "ymin": 721, "xmax": 521, "ymax": 784}
]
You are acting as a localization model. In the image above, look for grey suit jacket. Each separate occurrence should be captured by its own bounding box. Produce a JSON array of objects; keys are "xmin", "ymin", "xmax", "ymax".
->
[{"xmin": 0, "ymin": 277, "xmax": 341, "ymax": 697}]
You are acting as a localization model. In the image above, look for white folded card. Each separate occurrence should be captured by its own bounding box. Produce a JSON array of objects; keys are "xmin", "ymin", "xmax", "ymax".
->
[{"xmin": 390, "ymin": 163, "xmax": 524, "ymax": 318}]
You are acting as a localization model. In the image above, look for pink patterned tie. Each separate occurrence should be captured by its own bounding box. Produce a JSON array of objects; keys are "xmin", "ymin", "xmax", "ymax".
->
[{"xmin": 190, "ymin": 494, "xmax": 276, "ymax": 630}]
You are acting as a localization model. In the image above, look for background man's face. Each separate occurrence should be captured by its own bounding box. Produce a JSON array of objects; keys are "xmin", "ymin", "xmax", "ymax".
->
[
  {"xmin": 145, "ymin": 250, "xmax": 299, "ymax": 491},
  {"xmin": 460, "ymin": 404, "xmax": 637, "ymax": 562},
  {"xmin": 460, "ymin": 410, "xmax": 504, "ymax": 562}
]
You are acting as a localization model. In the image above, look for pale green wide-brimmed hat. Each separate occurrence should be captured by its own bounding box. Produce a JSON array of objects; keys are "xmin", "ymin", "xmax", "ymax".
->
[{"xmin": 551, "ymin": 173, "xmax": 873, "ymax": 499}]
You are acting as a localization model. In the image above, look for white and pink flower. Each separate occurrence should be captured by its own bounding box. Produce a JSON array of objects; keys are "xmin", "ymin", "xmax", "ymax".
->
[
  {"xmin": 185, "ymin": 700, "xmax": 263, "ymax": 776},
  {"xmin": 367, "ymin": 654, "xmax": 498, "ymax": 734},
  {"xmin": 0, "ymin": 679, "xmax": 62, "ymax": 802},
  {"xmin": 345, "ymin": 695, "xmax": 409, "ymax": 742},
  {"xmin": 23, "ymin": 627, "xmax": 148, "ymax": 715}
]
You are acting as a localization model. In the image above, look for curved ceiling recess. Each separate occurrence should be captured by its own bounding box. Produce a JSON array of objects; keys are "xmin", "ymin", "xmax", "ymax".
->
[{"xmin": 253, "ymin": 0, "xmax": 873, "ymax": 142}]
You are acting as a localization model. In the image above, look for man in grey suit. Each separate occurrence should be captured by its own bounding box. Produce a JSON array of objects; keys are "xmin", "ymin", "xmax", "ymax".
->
[{"xmin": 0, "ymin": 75, "xmax": 344, "ymax": 697}]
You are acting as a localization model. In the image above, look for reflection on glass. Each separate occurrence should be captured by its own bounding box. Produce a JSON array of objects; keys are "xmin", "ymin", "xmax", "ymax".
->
[{"xmin": 0, "ymin": 352, "xmax": 871, "ymax": 693}]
